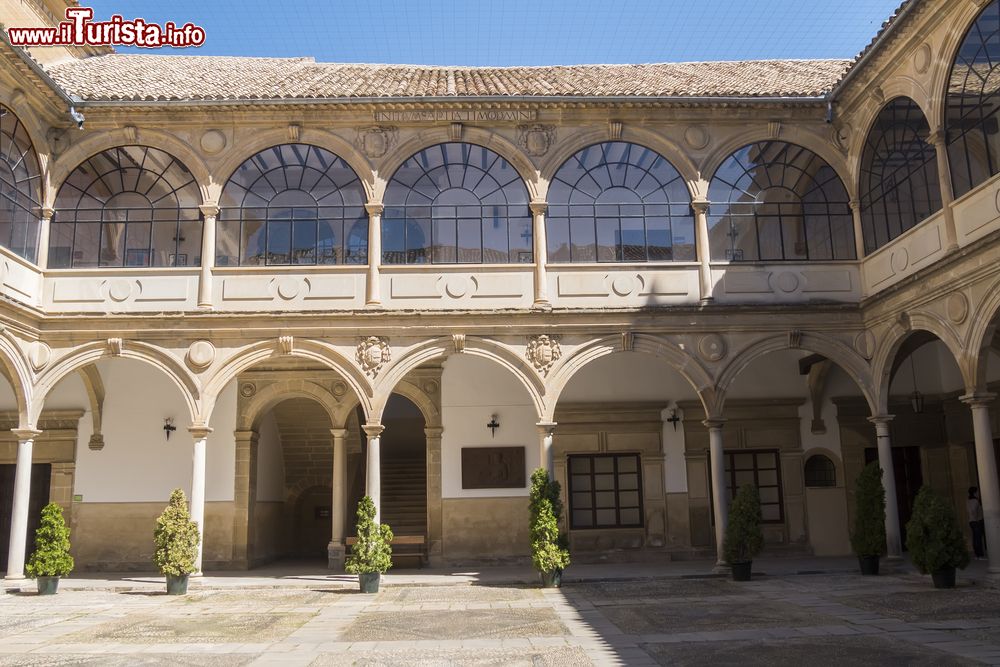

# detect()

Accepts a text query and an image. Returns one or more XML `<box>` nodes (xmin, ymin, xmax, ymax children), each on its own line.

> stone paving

<box><xmin>0</xmin><ymin>569</ymin><xmax>998</xmax><ymax>665</ymax></box>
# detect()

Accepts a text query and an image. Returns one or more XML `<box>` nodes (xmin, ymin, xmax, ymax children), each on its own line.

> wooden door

<box><xmin>0</xmin><ymin>464</ymin><xmax>52</xmax><ymax>571</ymax></box>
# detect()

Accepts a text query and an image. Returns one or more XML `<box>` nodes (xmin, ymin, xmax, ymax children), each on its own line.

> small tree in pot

<box><xmin>153</xmin><ymin>488</ymin><xmax>200</xmax><ymax>595</ymax></box>
<box><xmin>723</xmin><ymin>484</ymin><xmax>764</xmax><ymax>581</ymax></box>
<box><xmin>851</xmin><ymin>461</ymin><xmax>886</xmax><ymax>575</ymax></box>
<box><xmin>529</xmin><ymin>468</ymin><xmax>570</xmax><ymax>588</ymax></box>
<box><xmin>25</xmin><ymin>503</ymin><xmax>74</xmax><ymax>595</ymax></box>
<box><xmin>345</xmin><ymin>496</ymin><xmax>393</xmax><ymax>593</ymax></box>
<box><xmin>906</xmin><ymin>486</ymin><xmax>970</xmax><ymax>589</ymax></box>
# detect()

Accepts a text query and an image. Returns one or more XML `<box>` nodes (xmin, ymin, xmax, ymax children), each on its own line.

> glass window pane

<box><xmin>266</xmin><ymin>220</ymin><xmax>291</xmax><ymax>264</ymax></box>
<box><xmin>595</xmin><ymin>491</ymin><xmax>615</xmax><ymax>508</ymax></box>
<box><xmin>619</xmin><ymin>491</ymin><xmax>639</xmax><ymax>507</ymax></box>
<box><xmin>595</xmin><ymin>474</ymin><xmax>615</xmax><ymax>491</ymax></box>
<box><xmin>620</xmin><ymin>509</ymin><xmax>641</xmax><ymax>525</ymax></box>
<box><xmin>762</xmin><ymin>505</ymin><xmax>781</xmax><ymax>522</ymax></box>
<box><xmin>573</xmin><ymin>511</ymin><xmax>593</xmax><ymax>527</ymax></box>
<box><xmin>618</xmin><ymin>473</ymin><xmax>639</xmax><ymax>490</ymax></box>
<box><xmin>618</xmin><ymin>457</ymin><xmax>637</xmax><ymax>473</ymax></box>
<box><xmin>760</xmin><ymin>487</ymin><xmax>780</xmax><ymax>504</ymax></box>
<box><xmin>570</xmin><ymin>217</ymin><xmax>596</xmax><ymax>262</ymax></box>
<box><xmin>572</xmin><ymin>492</ymin><xmax>592</xmax><ymax>509</ymax></box>
<box><xmin>758</xmin><ymin>469</ymin><xmax>778</xmax><ymax>486</ymax></box>
<box><xmin>596</xmin><ymin>509</ymin><xmax>616</xmax><ymax>525</ymax></box>
<box><xmin>572</xmin><ymin>474</ymin><xmax>591</xmax><ymax>491</ymax></box>
<box><xmin>735</xmin><ymin>471</ymin><xmax>754</xmax><ymax>487</ymax></box>
<box><xmin>571</xmin><ymin>457</ymin><xmax>591</xmax><ymax>474</ymax></box>
<box><xmin>458</xmin><ymin>217</ymin><xmax>484</xmax><ymax>263</ymax></box>
<box><xmin>594</xmin><ymin>457</ymin><xmax>614</xmax><ymax>474</ymax></box>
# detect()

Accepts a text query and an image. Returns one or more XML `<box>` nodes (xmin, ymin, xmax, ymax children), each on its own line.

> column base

<box><xmin>712</xmin><ymin>561</ymin><xmax>730</xmax><ymax>575</ymax></box>
<box><xmin>364</xmin><ymin>301</ymin><xmax>383</xmax><ymax>310</ymax></box>
<box><xmin>699</xmin><ymin>297</ymin><xmax>715</xmax><ymax>306</ymax></box>
<box><xmin>531</xmin><ymin>300</ymin><xmax>553</xmax><ymax>312</ymax></box>
<box><xmin>328</xmin><ymin>542</ymin><xmax>346</xmax><ymax>570</ymax></box>
<box><xmin>885</xmin><ymin>554</ymin><xmax>903</xmax><ymax>562</ymax></box>
<box><xmin>190</xmin><ymin>571</ymin><xmax>204</xmax><ymax>578</ymax></box>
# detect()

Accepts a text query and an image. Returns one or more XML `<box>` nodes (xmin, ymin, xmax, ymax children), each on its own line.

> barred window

<box><xmin>708</xmin><ymin>141</ymin><xmax>855</xmax><ymax>262</ymax></box>
<box><xmin>218</xmin><ymin>144</ymin><xmax>367</xmax><ymax>267</ymax></box>
<box><xmin>0</xmin><ymin>105</ymin><xmax>41</xmax><ymax>263</ymax></box>
<box><xmin>547</xmin><ymin>142</ymin><xmax>695</xmax><ymax>263</ymax></box>
<box><xmin>568</xmin><ymin>454</ymin><xmax>644</xmax><ymax>529</ymax></box>
<box><xmin>711</xmin><ymin>449</ymin><xmax>785</xmax><ymax>524</ymax></box>
<box><xmin>804</xmin><ymin>454</ymin><xmax>837</xmax><ymax>488</ymax></box>
<box><xmin>50</xmin><ymin>146</ymin><xmax>202</xmax><ymax>268</ymax></box>
<box><xmin>382</xmin><ymin>143</ymin><xmax>531</xmax><ymax>264</ymax></box>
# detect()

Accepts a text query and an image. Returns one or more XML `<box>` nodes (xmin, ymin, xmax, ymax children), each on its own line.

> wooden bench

<box><xmin>346</xmin><ymin>534</ymin><xmax>427</xmax><ymax>568</ymax></box>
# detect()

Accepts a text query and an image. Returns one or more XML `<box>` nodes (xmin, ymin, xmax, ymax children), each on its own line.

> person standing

<box><xmin>968</xmin><ymin>486</ymin><xmax>986</xmax><ymax>560</ymax></box>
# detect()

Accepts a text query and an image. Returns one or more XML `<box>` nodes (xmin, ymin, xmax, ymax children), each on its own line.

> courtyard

<box><xmin>1</xmin><ymin>561</ymin><xmax>999</xmax><ymax>666</ymax></box>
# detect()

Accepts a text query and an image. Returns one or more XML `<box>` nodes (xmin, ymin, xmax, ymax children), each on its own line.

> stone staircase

<box><xmin>380</xmin><ymin>457</ymin><xmax>427</xmax><ymax>566</ymax></box>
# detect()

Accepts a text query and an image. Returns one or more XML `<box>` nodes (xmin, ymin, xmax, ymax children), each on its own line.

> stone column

<box><xmin>365</xmin><ymin>203</ymin><xmax>383</xmax><ymax>306</ymax></box>
<box><xmin>930</xmin><ymin>130</ymin><xmax>959</xmax><ymax>252</ymax></box>
<box><xmin>35</xmin><ymin>207</ymin><xmax>53</xmax><ymax>269</ymax></box>
<box><xmin>424</xmin><ymin>426</ymin><xmax>444</xmax><ymax>565</ymax></box>
<box><xmin>849</xmin><ymin>199</ymin><xmax>866</xmax><ymax>260</ymax></box>
<box><xmin>704</xmin><ymin>419</ymin><xmax>727</xmax><ymax>567</ymax></box>
<box><xmin>536</xmin><ymin>421</ymin><xmax>557</xmax><ymax>473</ymax></box>
<box><xmin>364</xmin><ymin>423</ymin><xmax>384</xmax><ymax>523</ymax></box>
<box><xmin>692</xmin><ymin>200</ymin><xmax>713</xmax><ymax>304</ymax></box>
<box><xmin>232</xmin><ymin>429</ymin><xmax>259</xmax><ymax>568</ymax></box>
<box><xmin>869</xmin><ymin>415</ymin><xmax>902</xmax><ymax>559</ymax></box>
<box><xmin>5</xmin><ymin>429</ymin><xmax>41</xmax><ymax>580</ymax></box>
<box><xmin>197</xmin><ymin>204</ymin><xmax>219</xmax><ymax>309</ymax></box>
<box><xmin>530</xmin><ymin>201</ymin><xmax>551</xmax><ymax>308</ymax></box>
<box><xmin>189</xmin><ymin>426</ymin><xmax>212</xmax><ymax>575</ymax></box>
<box><xmin>328</xmin><ymin>428</ymin><xmax>348</xmax><ymax>569</ymax></box>
<box><xmin>961</xmin><ymin>393</ymin><xmax>1000</xmax><ymax>574</ymax></box>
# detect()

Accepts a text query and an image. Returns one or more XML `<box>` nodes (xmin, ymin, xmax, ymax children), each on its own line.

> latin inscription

<box><xmin>461</xmin><ymin>446</ymin><xmax>526</xmax><ymax>489</ymax></box>
<box><xmin>374</xmin><ymin>109</ymin><xmax>537</xmax><ymax>123</ymax></box>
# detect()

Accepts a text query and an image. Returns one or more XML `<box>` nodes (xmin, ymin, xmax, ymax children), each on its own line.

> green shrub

<box><xmin>851</xmin><ymin>461</ymin><xmax>887</xmax><ymax>557</ymax></box>
<box><xmin>153</xmin><ymin>488</ymin><xmax>200</xmax><ymax>577</ymax></box>
<box><xmin>529</xmin><ymin>468</ymin><xmax>570</xmax><ymax>573</ymax></box>
<box><xmin>345</xmin><ymin>496</ymin><xmax>393</xmax><ymax>575</ymax></box>
<box><xmin>25</xmin><ymin>503</ymin><xmax>73</xmax><ymax>578</ymax></box>
<box><xmin>906</xmin><ymin>486</ymin><xmax>970</xmax><ymax>574</ymax></box>
<box><xmin>723</xmin><ymin>484</ymin><xmax>764</xmax><ymax>564</ymax></box>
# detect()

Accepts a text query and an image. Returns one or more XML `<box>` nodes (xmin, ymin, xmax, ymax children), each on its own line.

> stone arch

<box><xmin>31</xmin><ymin>341</ymin><xmax>200</xmax><ymax>426</ymax></box>
<box><xmin>47</xmin><ymin>128</ymin><xmax>213</xmax><ymax>208</ymax></box>
<box><xmin>373</xmin><ymin>128</ymin><xmax>539</xmax><ymax>202</ymax></box>
<box><xmin>210</xmin><ymin>129</ymin><xmax>376</xmax><ymax>204</ymax></box>
<box><xmin>715</xmin><ymin>331</ymin><xmax>876</xmax><ymax>416</ymax></box>
<box><xmin>238</xmin><ymin>379</ymin><xmax>345</xmax><ymax>431</ymax></box>
<box><xmin>200</xmin><ymin>339</ymin><xmax>373</xmax><ymax>425</ymax></box>
<box><xmin>702</xmin><ymin>132</ymin><xmax>855</xmax><ymax>202</ymax></box>
<box><xmin>370</xmin><ymin>336</ymin><xmax>545</xmax><ymax>423</ymax></box>
<box><xmin>933</xmin><ymin>0</ymin><xmax>992</xmax><ymax>132</ymax></box>
<box><xmin>544</xmin><ymin>333</ymin><xmax>715</xmax><ymax>421</ymax></box>
<box><xmin>285</xmin><ymin>476</ymin><xmax>334</xmax><ymax>505</ymax></box>
<box><xmin>539</xmin><ymin>127</ymin><xmax>700</xmax><ymax>201</ymax></box>
<box><xmin>968</xmin><ymin>276</ymin><xmax>1000</xmax><ymax>391</ymax></box>
<box><xmin>0</xmin><ymin>89</ymin><xmax>51</xmax><ymax>205</ymax></box>
<box><xmin>870</xmin><ymin>311</ymin><xmax>968</xmax><ymax>414</ymax></box>
<box><xmin>848</xmin><ymin>91</ymin><xmax>936</xmax><ymax>178</ymax></box>
<box><xmin>0</xmin><ymin>332</ymin><xmax>33</xmax><ymax>429</ymax></box>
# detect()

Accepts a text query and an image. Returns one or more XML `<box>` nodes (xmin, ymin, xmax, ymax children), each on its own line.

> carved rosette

<box><xmin>357</xmin><ymin>336</ymin><xmax>391</xmax><ymax>377</ymax></box>
<box><xmin>516</xmin><ymin>124</ymin><xmax>555</xmax><ymax>156</ymax></box>
<box><xmin>526</xmin><ymin>335</ymin><xmax>562</xmax><ymax>375</ymax></box>
<box><xmin>698</xmin><ymin>334</ymin><xmax>727</xmax><ymax>362</ymax></box>
<box><xmin>355</xmin><ymin>126</ymin><xmax>397</xmax><ymax>158</ymax></box>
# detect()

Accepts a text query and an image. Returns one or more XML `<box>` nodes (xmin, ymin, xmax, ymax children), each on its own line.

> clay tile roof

<box><xmin>42</xmin><ymin>54</ymin><xmax>852</xmax><ymax>102</ymax></box>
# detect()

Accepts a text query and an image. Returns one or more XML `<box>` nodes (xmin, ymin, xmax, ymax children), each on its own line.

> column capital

<box><xmin>234</xmin><ymin>429</ymin><xmax>259</xmax><ymax>443</ymax></box>
<box><xmin>40</xmin><ymin>206</ymin><xmax>55</xmax><ymax>220</ymax></box>
<box><xmin>363</xmin><ymin>422</ymin><xmax>385</xmax><ymax>437</ymax></box>
<box><xmin>536</xmin><ymin>420</ymin><xmax>557</xmax><ymax>435</ymax></box>
<box><xmin>10</xmin><ymin>428</ymin><xmax>41</xmax><ymax>441</ymax></box>
<box><xmin>960</xmin><ymin>392</ymin><xmax>997</xmax><ymax>408</ymax></box>
<box><xmin>928</xmin><ymin>127</ymin><xmax>947</xmax><ymax>148</ymax></box>
<box><xmin>702</xmin><ymin>418</ymin><xmax>725</xmax><ymax>429</ymax></box>
<box><xmin>690</xmin><ymin>199</ymin><xmax>710</xmax><ymax>214</ymax></box>
<box><xmin>188</xmin><ymin>425</ymin><xmax>213</xmax><ymax>439</ymax></box>
<box><xmin>529</xmin><ymin>200</ymin><xmax>548</xmax><ymax>215</ymax></box>
<box><xmin>330</xmin><ymin>428</ymin><xmax>348</xmax><ymax>439</ymax></box>
<box><xmin>365</xmin><ymin>202</ymin><xmax>384</xmax><ymax>215</ymax></box>
<box><xmin>849</xmin><ymin>199</ymin><xmax>861</xmax><ymax>212</ymax></box>
<box><xmin>199</xmin><ymin>203</ymin><xmax>220</xmax><ymax>218</ymax></box>
<box><xmin>867</xmin><ymin>414</ymin><xmax>895</xmax><ymax>426</ymax></box>
<box><xmin>424</xmin><ymin>426</ymin><xmax>444</xmax><ymax>438</ymax></box>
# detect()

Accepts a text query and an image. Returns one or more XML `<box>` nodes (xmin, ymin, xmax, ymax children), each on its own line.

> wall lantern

<box><xmin>486</xmin><ymin>414</ymin><xmax>500</xmax><ymax>438</ymax></box>
<box><xmin>909</xmin><ymin>356</ymin><xmax>924</xmax><ymax>414</ymax></box>
<box><xmin>666</xmin><ymin>409</ymin><xmax>681</xmax><ymax>431</ymax></box>
<box><xmin>163</xmin><ymin>417</ymin><xmax>177</xmax><ymax>440</ymax></box>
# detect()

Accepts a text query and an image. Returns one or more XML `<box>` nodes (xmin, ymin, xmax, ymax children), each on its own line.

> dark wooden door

<box><xmin>0</xmin><ymin>464</ymin><xmax>52</xmax><ymax>571</ymax></box>
<box><xmin>864</xmin><ymin>446</ymin><xmax>923</xmax><ymax>547</ymax></box>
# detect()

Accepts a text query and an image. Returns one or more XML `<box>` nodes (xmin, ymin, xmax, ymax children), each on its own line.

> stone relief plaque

<box><xmin>461</xmin><ymin>446</ymin><xmax>526</xmax><ymax>489</ymax></box>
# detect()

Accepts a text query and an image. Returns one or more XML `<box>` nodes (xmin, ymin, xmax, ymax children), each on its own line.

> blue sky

<box><xmin>86</xmin><ymin>0</ymin><xmax>904</xmax><ymax>66</ymax></box>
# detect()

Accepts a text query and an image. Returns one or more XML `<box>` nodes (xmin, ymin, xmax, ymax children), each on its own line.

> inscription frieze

<box><xmin>373</xmin><ymin>109</ymin><xmax>537</xmax><ymax>123</ymax></box>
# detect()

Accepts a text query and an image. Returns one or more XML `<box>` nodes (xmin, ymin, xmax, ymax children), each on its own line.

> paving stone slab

<box><xmin>310</xmin><ymin>646</ymin><xmax>592</xmax><ymax>666</ymax></box>
<box><xmin>59</xmin><ymin>612</ymin><xmax>314</xmax><ymax>644</ymax></box>
<box><xmin>839</xmin><ymin>588</ymin><xmax>1000</xmax><ymax>622</ymax></box>
<box><xmin>0</xmin><ymin>655</ymin><xmax>257</xmax><ymax>666</ymax></box>
<box><xmin>339</xmin><ymin>608</ymin><xmax>567</xmax><ymax>641</ymax></box>
<box><xmin>598</xmin><ymin>598</ymin><xmax>841</xmax><ymax>634</ymax></box>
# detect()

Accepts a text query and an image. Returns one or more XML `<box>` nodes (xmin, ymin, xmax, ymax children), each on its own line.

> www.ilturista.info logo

<box><xmin>6</xmin><ymin>7</ymin><xmax>206</xmax><ymax>48</ymax></box>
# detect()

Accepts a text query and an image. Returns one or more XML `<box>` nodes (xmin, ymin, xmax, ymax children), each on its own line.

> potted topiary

<box><xmin>153</xmin><ymin>488</ymin><xmax>200</xmax><ymax>595</ymax></box>
<box><xmin>906</xmin><ymin>486</ymin><xmax>970</xmax><ymax>589</ymax></box>
<box><xmin>850</xmin><ymin>461</ymin><xmax>886</xmax><ymax>576</ymax></box>
<box><xmin>723</xmin><ymin>484</ymin><xmax>764</xmax><ymax>581</ymax></box>
<box><xmin>345</xmin><ymin>496</ymin><xmax>393</xmax><ymax>593</ymax></box>
<box><xmin>529</xmin><ymin>468</ymin><xmax>570</xmax><ymax>588</ymax></box>
<box><xmin>25</xmin><ymin>502</ymin><xmax>74</xmax><ymax>595</ymax></box>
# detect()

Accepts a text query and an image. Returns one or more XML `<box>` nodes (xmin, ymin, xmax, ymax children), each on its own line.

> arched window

<box><xmin>51</xmin><ymin>146</ymin><xmax>201</xmax><ymax>268</ymax></box>
<box><xmin>946</xmin><ymin>0</ymin><xmax>1000</xmax><ymax>198</ymax></box>
<box><xmin>383</xmin><ymin>143</ymin><xmax>530</xmax><ymax>264</ymax></box>
<box><xmin>708</xmin><ymin>141</ymin><xmax>855</xmax><ymax>261</ymax></box>
<box><xmin>804</xmin><ymin>454</ymin><xmax>837</xmax><ymax>488</ymax></box>
<box><xmin>218</xmin><ymin>144</ymin><xmax>366</xmax><ymax>266</ymax></box>
<box><xmin>547</xmin><ymin>142</ymin><xmax>694</xmax><ymax>262</ymax></box>
<box><xmin>859</xmin><ymin>97</ymin><xmax>942</xmax><ymax>254</ymax></box>
<box><xmin>0</xmin><ymin>105</ymin><xmax>42</xmax><ymax>263</ymax></box>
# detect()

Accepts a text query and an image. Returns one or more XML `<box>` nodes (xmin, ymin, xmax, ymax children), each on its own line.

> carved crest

<box><xmin>357</xmin><ymin>336</ymin><xmax>391</xmax><ymax>377</ymax></box>
<box><xmin>527</xmin><ymin>335</ymin><xmax>562</xmax><ymax>375</ymax></box>
<box><xmin>355</xmin><ymin>126</ymin><xmax>397</xmax><ymax>158</ymax></box>
<box><xmin>516</xmin><ymin>124</ymin><xmax>556</xmax><ymax>156</ymax></box>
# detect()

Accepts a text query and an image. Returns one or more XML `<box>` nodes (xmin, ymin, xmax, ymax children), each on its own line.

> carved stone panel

<box><xmin>461</xmin><ymin>447</ymin><xmax>526</xmax><ymax>489</ymax></box>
